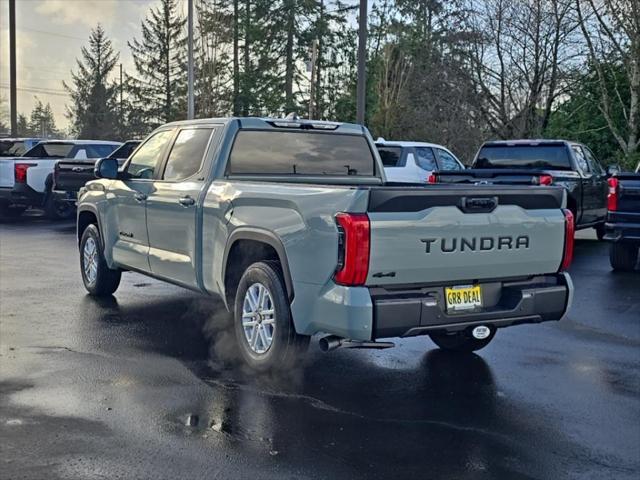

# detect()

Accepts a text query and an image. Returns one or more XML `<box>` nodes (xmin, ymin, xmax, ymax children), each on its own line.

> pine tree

<box><xmin>28</xmin><ymin>100</ymin><xmax>60</xmax><ymax>138</ymax></box>
<box><xmin>16</xmin><ymin>114</ymin><xmax>30</xmax><ymax>136</ymax></box>
<box><xmin>127</xmin><ymin>0</ymin><xmax>187</xmax><ymax>127</ymax></box>
<box><xmin>64</xmin><ymin>25</ymin><xmax>120</xmax><ymax>139</ymax></box>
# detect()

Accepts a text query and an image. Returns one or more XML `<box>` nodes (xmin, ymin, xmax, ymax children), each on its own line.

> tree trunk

<box><xmin>284</xmin><ymin>2</ymin><xmax>295</xmax><ymax>113</ymax></box>
<box><xmin>233</xmin><ymin>0</ymin><xmax>240</xmax><ymax>115</ymax></box>
<box><xmin>242</xmin><ymin>0</ymin><xmax>250</xmax><ymax>116</ymax></box>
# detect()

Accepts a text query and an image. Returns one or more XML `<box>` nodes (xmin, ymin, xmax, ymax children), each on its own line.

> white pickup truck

<box><xmin>0</xmin><ymin>140</ymin><xmax>121</xmax><ymax>219</ymax></box>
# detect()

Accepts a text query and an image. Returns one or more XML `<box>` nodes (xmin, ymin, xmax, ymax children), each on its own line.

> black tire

<box><xmin>44</xmin><ymin>193</ymin><xmax>74</xmax><ymax>220</ymax></box>
<box><xmin>0</xmin><ymin>205</ymin><xmax>26</xmax><ymax>218</ymax></box>
<box><xmin>429</xmin><ymin>328</ymin><xmax>496</xmax><ymax>352</ymax></box>
<box><xmin>80</xmin><ymin>224</ymin><xmax>121</xmax><ymax>296</ymax></box>
<box><xmin>233</xmin><ymin>261</ymin><xmax>309</xmax><ymax>371</ymax></box>
<box><xmin>609</xmin><ymin>242</ymin><xmax>639</xmax><ymax>272</ymax></box>
<box><xmin>595</xmin><ymin>223</ymin><xmax>606</xmax><ymax>241</ymax></box>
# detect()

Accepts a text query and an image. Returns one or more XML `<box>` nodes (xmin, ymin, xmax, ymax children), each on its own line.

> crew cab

<box><xmin>0</xmin><ymin>140</ymin><xmax>121</xmax><ymax>219</ymax></box>
<box><xmin>76</xmin><ymin>118</ymin><xmax>574</xmax><ymax>370</ymax></box>
<box><xmin>434</xmin><ymin>140</ymin><xmax>608</xmax><ymax>237</ymax></box>
<box><xmin>53</xmin><ymin>140</ymin><xmax>141</xmax><ymax>205</ymax></box>
<box><xmin>605</xmin><ymin>162</ymin><xmax>640</xmax><ymax>271</ymax></box>
<box><xmin>376</xmin><ymin>139</ymin><xmax>464</xmax><ymax>184</ymax></box>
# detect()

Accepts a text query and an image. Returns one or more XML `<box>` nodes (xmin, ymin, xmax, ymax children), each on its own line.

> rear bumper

<box><xmin>370</xmin><ymin>273</ymin><xmax>572</xmax><ymax>339</ymax></box>
<box><xmin>605</xmin><ymin>213</ymin><xmax>640</xmax><ymax>243</ymax></box>
<box><xmin>0</xmin><ymin>184</ymin><xmax>43</xmax><ymax>208</ymax></box>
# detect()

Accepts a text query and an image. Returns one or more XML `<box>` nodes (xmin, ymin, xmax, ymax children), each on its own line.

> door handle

<box><xmin>134</xmin><ymin>193</ymin><xmax>147</xmax><ymax>202</ymax></box>
<box><xmin>179</xmin><ymin>195</ymin><xmax>195</xmax><ymax>207</ymax></box>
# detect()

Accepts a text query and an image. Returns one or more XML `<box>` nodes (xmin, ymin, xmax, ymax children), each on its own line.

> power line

<box><xmin>17</xmin><ymin>26</ymin><xmax>86</xmax><ymax>41</ymax></box>
<box><xmin>0</xmin><ymin>84</ymin><xmax>70</xmax><ymax>97</ymax></box>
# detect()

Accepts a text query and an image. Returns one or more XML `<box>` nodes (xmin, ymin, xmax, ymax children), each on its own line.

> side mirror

<box><xmin>606</xmin><ymin>164</ymin><xmax>621</xmax><ymax>176</ymax></box>
<box><xmin>94</xmin><ymin>158</ymin><xmax>119</xmax><ymax>179</ymax></box>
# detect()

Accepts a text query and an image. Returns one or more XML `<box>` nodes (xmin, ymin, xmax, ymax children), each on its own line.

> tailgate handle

<box><xmin>460</xmin><ymin>196</ymin><xmax>498</xmax><ymax>213</ymax></box>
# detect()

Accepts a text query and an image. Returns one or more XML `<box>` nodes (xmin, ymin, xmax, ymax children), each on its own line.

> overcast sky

<box><xmin>0</xmin><ymin>0</ymin><xmax>165</xmax><ymax>131</ymax></box>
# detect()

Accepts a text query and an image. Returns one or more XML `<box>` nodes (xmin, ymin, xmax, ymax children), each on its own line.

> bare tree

<box><xmin>576</xmin><ymin>0</ymin><xmax>640</xmax><ymax>155</ymax></box>
<box><xmin>467</xmin><ymin>0</ymin><xmax>578</xmax><ymax>139</ymax></box>
<box><xmin>372</xmin><ymin>44</ymin><xmax>412</xmax><ymax>138</ymax></box>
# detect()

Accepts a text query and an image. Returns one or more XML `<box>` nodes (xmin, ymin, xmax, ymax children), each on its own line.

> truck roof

<box><xmin>163</xmin><ymin>117</ymin><xmax>366</xmax><ymax>134</ymax></box>
<box><xmin>37</xmin><ymin>139</ymin><xmax>122</xmax><ymax>145</ymax></box>
<box><xmin>481</xmin><ymin>139</ymin><xmax>579</xmax><ymax>147</ymax></box>
<box><xmin>375</xmin><ymin>139</ymin><xmax>450</xmax><ymax>149</ymax></box>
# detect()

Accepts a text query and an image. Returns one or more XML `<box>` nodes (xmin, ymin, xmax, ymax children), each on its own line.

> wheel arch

<box><xmin>77</xmin><ymin>205</ymin><xmax>103</xmax><ymax>246</ymax></box>
<box><xmin>222</xmin><ymin>228</ymin><xmax>294</xmax><ymax>310</ymax></box>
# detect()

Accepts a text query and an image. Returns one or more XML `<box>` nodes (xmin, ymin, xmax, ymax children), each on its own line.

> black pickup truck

<box><xmin>53</xmin><ymin>140</ymin><xmax>141</xmax><ymax>203</ymax></box>
<box><xmin>435</xmin><ymin>140</ymin><xmax>609</xmax><ymax>236</ymax></box>
<box><xmin>605</xmin><ymin>162</ymin><xmax>640</xmax><ymax>271</ymax></box>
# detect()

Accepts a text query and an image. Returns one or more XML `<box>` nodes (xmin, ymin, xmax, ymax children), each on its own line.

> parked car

<box><xmin>0</xmin><ymin>140</ymin><xmax>121</xmax><ymax>219</ymax></box>
<box><xmin>53</xmin><ymin>140</ymin><xmax>141</xmax><ymax>205</ymax></box>
<box><xmin>376</xmin><ymin>139</ymin><xmax>465</xmax><ymax>184</ymax></box>
<box><xmin>434</xmin><ymin>140</ymin><xmax>609</xmax><ymax>237</ymax></box>
<box><xmin>76</xmin><ymin>117</ymin><xmax>574</xmax><ymax>371</ymax></box>
<box><xmin>0</xmin><ymin>138</ymin><xmax>42</xmax><ymax>158</ymax></box>
<box><xmin>604</xmin><ymin>161</ymin><xmax>640</xmax><ymax>271</ymax></box>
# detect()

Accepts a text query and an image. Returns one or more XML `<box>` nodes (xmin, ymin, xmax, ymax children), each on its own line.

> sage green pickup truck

<box><xmin>76</xmin><ymin>117</ymin><xmax>574</xmax><ymax>370</ymax></box>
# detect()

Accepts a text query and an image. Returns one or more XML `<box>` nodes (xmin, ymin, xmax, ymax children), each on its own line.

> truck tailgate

<box><xmin>366</xmin><ymin>186</ymin><xmax>566</xmax><ymax>285</ymax></box>
<box><xmin>617</xmin><ymin>174</ymin><xmax>640</xmax><ymax>213</ymax></box>
<box><xmin>54</xmin><ymin>160</ymin><xmax>96</xmax><ymax>192</ymax></box>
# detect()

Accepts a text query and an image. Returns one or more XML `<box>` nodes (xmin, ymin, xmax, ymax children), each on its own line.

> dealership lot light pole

<box><xmin>356</xmin><ymin>0</ymin><xmax>367</xmax><ymax>125</ymax></box>
<box><xmin>187</xmin><ymin>0</ymin><xmax>194</xmax><ymax>120</ymax></box>
<box><xmin>9</xmin><ymin>0</ymin><xmax>17</xmax><ymax>135</ymax></box>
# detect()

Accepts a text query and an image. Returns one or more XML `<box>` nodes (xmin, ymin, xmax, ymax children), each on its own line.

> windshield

<box><xmin>23</xmin><ymin>143</ymin><xmax>75</xmax><ymax>158</ymax></box>
<box><xmin>0</xmin><ymin>140</ymin><xmax>27</xmax><ymax>157</ymax></box>
<box><xmin>474</xmin><ymin>145</ymin><xmax>571</xmax><ymax>170</ymax></box>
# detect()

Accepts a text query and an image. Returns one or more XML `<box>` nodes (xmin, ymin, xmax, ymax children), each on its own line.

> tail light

<box><xmin>538</xmin><ymin>174</ymin><xmax>553</xmax><ymax>185</ymax></box>
<box><xmin>560</xmin><ymin>209</ymin><xmax>574</xmax><ymax>271</ymax></box>
<box><xmin>334</xmin><ymin>213</ymin><xmax>370</xmax><ymax>286</ymax></box>
<box><xmin>15</xmin><ymin>163</ymin><xmax>35</xmax><ymax>183</ymax></box>
<box><xmin>427</xmin><ymin>174</ymin><xmax>437</xmax><ymax>184</ymax></box>
<box><xmin>607</xmin><ymin>177</ymin><xmax>619</xmax><ymax>211</ymax></box>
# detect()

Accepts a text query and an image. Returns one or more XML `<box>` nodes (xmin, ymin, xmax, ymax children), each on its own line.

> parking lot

<box><xmin>1</xmin><ymin>213</ymin><xmax>639</xmax><ymax>480</ymax></box>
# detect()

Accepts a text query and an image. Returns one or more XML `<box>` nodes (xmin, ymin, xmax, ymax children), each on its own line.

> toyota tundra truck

<box><xmin>76</xmin><ymin>118</ymin><xmax>574</xmax><ymax>370</ymax></box>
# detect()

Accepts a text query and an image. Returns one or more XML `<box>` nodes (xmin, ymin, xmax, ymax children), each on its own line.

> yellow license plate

<box><xmin>445</xmin><ymin>285</ymin><xmax>482</xmax><ymax>311</ymax></box>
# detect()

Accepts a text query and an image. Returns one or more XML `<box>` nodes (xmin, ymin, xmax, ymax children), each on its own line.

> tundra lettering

<box><xmin>421</xmin><ymin>235</ymin><xmax>530</xmax><ymax>253</ymax></box>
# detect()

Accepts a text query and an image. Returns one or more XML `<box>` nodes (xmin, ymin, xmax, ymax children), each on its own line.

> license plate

<box><xmin>445</xmin><ymin>285</ymin><xmax>482</xmax><ymax>311</ymax></box>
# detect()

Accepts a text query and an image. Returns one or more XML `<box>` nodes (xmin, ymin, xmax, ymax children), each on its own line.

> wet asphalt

<box><xmin>1</xmin><ymin>213</ymin><xmax>639</xmax><ymax>480</ymax></box>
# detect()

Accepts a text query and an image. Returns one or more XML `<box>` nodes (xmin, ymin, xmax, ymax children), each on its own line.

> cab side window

<box><xmin>162</xmin><ymin>128</ymin><xmax>213</xmax><ymax>181</ymax></box>
<box><xmin>415</xmin><ymin>147</ymin><xmax>437</xmax><ymax>171</ymax></box>
<box><xmin>583</xmin><ymin>147</ymin><xmax>604</xmax><ymax>175</ymax></box>
<box><xmin>572</xmin><ymin>146</ymin><xmax>590</xmax><ymax>173</ymax></box>
<box><xmin>435</xmin><ymin>149</ymin><xmax>463</xmax><ymax>170</ymax></box>
<box><xmin>127</xmin><ymin>130</ymin><xmax>174</xmax><ymax>179</ymax></box>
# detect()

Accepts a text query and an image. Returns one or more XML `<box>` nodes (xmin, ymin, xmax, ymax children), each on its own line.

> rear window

<box><xmin>24</xmin><ymin>143</ymin><xmax>74</xmax><ymax>158</ymax></box>
<box><xmin>0</xmin><ymin>140</ymin><xmax>26</xmax><ymax>157</ymax></box>
<box><xmin>377</xmin><ymin>146</ymin><xmax>403</xmax><ymax>167</ymax></box>
<box><xmin>228</xmin><ymin>131</ymin><xmax>375</xmax><ymax>176</ymax></box>
<box><xmin>474</xmin><ymin>145</ymin><xmax>571</xmax><ymax>170</ymax></box>
<box><xmin>109</xmin><ymin>141</ymin><xmax>140</xmax><ymax>159</ymax></box>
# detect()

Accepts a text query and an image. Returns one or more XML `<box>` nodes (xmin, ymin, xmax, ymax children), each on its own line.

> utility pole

<box><xmin>9</xmin><ymin>0</ymin><xmax>17</xmax><ymax>135</ymax></box>
<box><xmin>119</xmin><ymin>63</ymin><xmax>123</xmax><ymax>135</ymax></box>
<box><xmin>187</xmin><ymin>0</ymin><xmax>195</xmax><ymax>120</ymax></box>
<box><xmin>309</xmin><ymin>39</ymin><xmax>317</xmax><ymax>120</ymax></box>
<box><xmin>355</xmin><ymin>0</ymin><xmax>367</xmax><ymax>125</ymax></box>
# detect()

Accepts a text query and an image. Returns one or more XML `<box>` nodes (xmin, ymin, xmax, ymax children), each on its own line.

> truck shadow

<box><xmin>76</xmin><ymin>292</ymin><xmax>583</xmax><ymax>479</ymax></box>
